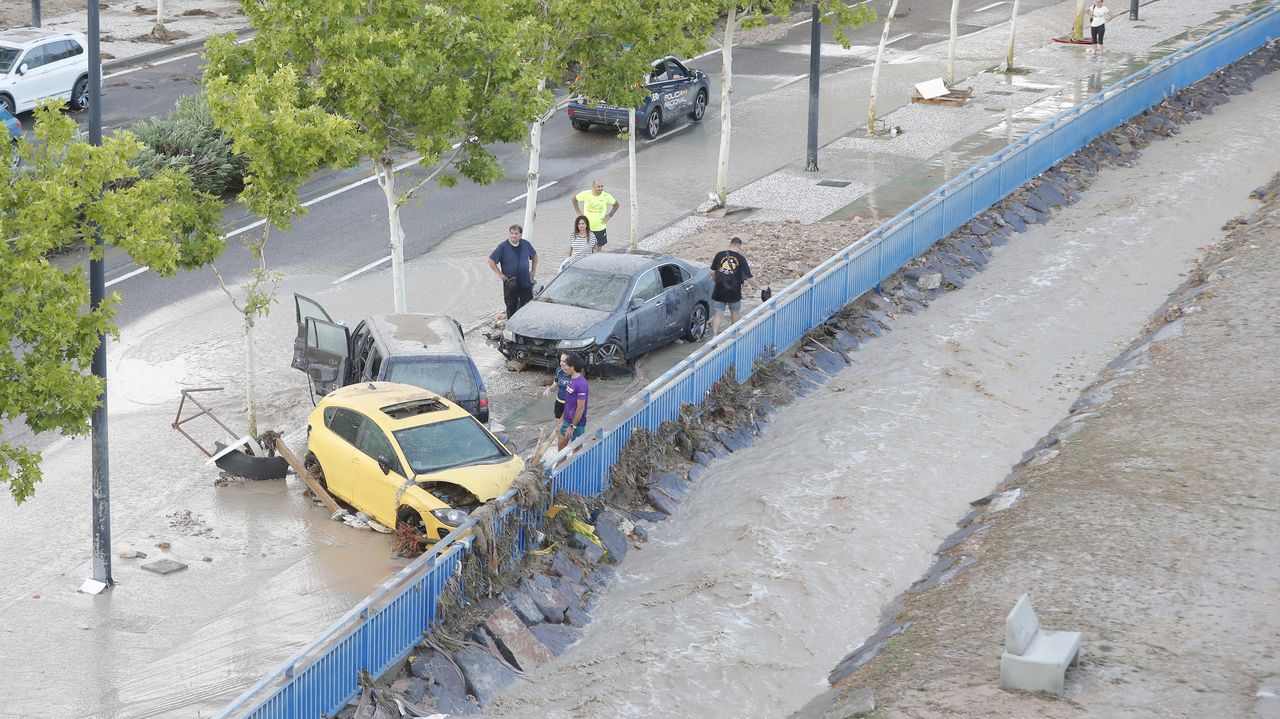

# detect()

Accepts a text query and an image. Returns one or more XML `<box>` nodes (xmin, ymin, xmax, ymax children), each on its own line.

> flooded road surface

<box><xmin>485</xmin><ymin>74</ymin><xmax>1280</xmax><ymax>718</ymax></box>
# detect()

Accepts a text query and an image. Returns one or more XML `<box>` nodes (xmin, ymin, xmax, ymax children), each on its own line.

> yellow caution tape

<box><xmin>568</xmin><ymin>519</ymin><xmax>604</xmax><ymax>549</ymax></box>
<box><xmin>544</xmin><ymin>505</ymin><xmax>604</xmax><ymax>549</ymax></box>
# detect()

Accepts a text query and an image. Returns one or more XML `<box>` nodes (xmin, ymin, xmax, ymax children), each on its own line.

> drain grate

<box><xmin>90</xmin><ymin>611</ymin><xmax>161</xmax><ymax>634</ymax></box>
<box><xmin>816</xmin><ymin>179</ymin><xmax>852</xmax><ymax>188</ymax></box>
<box><xmin>1018</xmin><ymin>86</ymin><xmax>1045</xmax><ymax>93</ymax></box>
<box><xmin>987</xmin><ymin>90</ymin><xmax>1014</xmax><ymax>95</ymax></box>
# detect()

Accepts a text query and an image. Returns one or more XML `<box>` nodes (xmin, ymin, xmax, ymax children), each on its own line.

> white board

<box><xmin>914</xmin><ymin>78</ymin><xmax>950</xmax><ymax>100</ymax></box>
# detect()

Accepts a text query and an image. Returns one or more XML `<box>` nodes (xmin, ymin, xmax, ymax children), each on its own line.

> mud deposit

<box><xmin>481</xmin><ymin>63</ymin><xmax>1280</xmax><ymax>719</ymax></box>
<box><xmin>799</xmin><ymin>176</ymin><xmax>1280</xmax><ymax>719</ymax></box>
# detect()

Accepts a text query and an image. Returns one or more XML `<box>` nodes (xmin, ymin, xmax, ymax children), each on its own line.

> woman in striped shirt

<box><xmin>563</xmin><ymin>214</ymin><xmax>597</xmax><ymax>270</ymax></box>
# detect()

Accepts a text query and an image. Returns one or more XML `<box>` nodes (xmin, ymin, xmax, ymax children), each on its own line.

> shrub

<box><xmin>130</xmin><ymin>91</ymin><xmax>246</xmax><ymax>197</ymax></box>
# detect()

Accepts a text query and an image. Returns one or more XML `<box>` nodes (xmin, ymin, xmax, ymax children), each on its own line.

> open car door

<box><xmin>303</xmin><ymin>317</ymin><xmax>351</xmax><ymax>396</ymax></box>
<box><xmin>292</xmin><ymin>293</ymin><xmax>333</xmax><ymax>370</ymax></box>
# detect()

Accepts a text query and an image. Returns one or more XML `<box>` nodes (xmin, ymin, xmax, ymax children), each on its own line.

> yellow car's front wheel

<box><xmin>303</xmin><ymin>452</ymin><xmax>328</xmax><ymax>491</ymax></box>
<box><xmin>394</xmin><ymin>506</ymin><xmax>429</xmax><ymax>556</ymax></box>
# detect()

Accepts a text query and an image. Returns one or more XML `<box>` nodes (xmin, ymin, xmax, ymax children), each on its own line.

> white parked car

<box><xmin>0</xmin><ymin>28</ymin><xmax>90</xmax><ymax>115</ymax></box>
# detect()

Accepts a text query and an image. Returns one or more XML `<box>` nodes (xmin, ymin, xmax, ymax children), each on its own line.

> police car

<box><xmin>567</xmin><ymin>56</ymin><xmax>710</xmax><ymax>141</ymax></box>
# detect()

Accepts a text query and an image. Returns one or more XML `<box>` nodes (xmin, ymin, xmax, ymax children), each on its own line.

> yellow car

<box><xmin>304</xmin><ymin>382</ymin><xmax>524</xmax><ymax>542</ymax></box>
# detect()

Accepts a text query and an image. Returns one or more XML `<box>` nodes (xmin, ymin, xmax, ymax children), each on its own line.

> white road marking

<box><xmin>506</xmin><ymin>180</ymin><xmax>558</xmax><ymax>204</ymax></box>
<box><xmin>700</xmin><ymin>0</ymin><xmax>872</xmax><ymax>59</ymax></box>
<box><xmin>334</xmin><ymin>255</ymin><xmax>392</xmax><ymax>285</ymax></box>
<box><xmin>152</xmin><ymin>51</ymin><xmax>198</xmax><ymax>67</ymax></box>
<box><xmin>103</xmin><ymin>51</ymin><xmax>197</xmax><ymax>80</ymax></box>
<box><xmin>792</xmin><ymin>0</ymin><xmax>875</xmax><ymax>27</ymax></box>
<box><xmin>109</xmin><ymin>145</ymin><xmax>458</xmax><ymax>287</ymax></box>
<box><xmin>975</xmin><ymin>1</ymin><xmax>1008</xmax><ymax>10</ymax></box>
<box><xmin>646</xmin><ymin>123</ymin><xmax>696</xmax><ymax>143</ymax></box>
<box><xmin>103</xmin><ymin>66</ymin><xmax>145</xmax><ymax>80</ymax></box>
<box><xmin>886</xmin><ymin>33</ymin><xmax>913</xmax><ymax>46</ymax></box>
<box><xmin>105</xmin><ymin>265</ymin><xmax>151</xmax><ymax>288</ymax></box>
<box><xmin>771</xmin><ymin>73</ymin><xmax>809</xmax><ymax>90</ymax></box>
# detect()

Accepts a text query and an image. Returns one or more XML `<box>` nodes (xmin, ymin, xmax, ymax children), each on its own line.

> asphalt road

<box><xmin>23</xmin><ymin>0</ymin><xmax>1074</xmax><ymax>331</ymax></box>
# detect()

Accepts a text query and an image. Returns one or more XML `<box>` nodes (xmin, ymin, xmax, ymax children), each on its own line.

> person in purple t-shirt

<box><xmin>558</xmin><ymin>353</ymin><xmax>589</xmax><ymax>451</ymax></box>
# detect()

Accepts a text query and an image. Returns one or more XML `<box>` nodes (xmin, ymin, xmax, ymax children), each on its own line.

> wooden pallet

<box><xmin>910</xmin><ymin>86</ymin><xmax>974</xmax><ymax>107</ymax></box>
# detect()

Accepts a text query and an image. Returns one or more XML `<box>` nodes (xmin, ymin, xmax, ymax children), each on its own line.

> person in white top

<box><xmin>1089</xmin><ymin>0</ymin><xmax>1116</xmax><ymax>54</ymax></box>
<box><xmin>561</xmin><ymin>215</ymin><xmax>597</xmax><ymax>271</ymax></box>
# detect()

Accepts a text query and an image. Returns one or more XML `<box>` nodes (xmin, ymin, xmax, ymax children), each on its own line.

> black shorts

<box><xmin>1090</xmin><ymin>24</ymin><xmax>1105</xmax><ymax>44</ymax></box>
<box><xmin>554</xmin><ymin>398</ymin><xmax>565</xmax><ymax>419</ymax></box>
<box><xmin>594</xmin><ymin>228</ymin><xmax>608</xmax><ymax>247</ymax></box>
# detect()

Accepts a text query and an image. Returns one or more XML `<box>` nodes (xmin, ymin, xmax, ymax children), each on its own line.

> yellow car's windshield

<box><xmin>394</xmin><ymin>417</ymin><xmax>508</xmax><ymax>475</ymax></box>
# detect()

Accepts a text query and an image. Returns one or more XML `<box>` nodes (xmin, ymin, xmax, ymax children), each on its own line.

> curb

<box><xmin>102</xmin><ymin>26</ymin><xmax>253</xmax><ymax>72</ymax></box>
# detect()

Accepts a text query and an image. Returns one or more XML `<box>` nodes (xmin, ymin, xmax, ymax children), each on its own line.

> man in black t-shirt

<box><xmin>709</xmin><ymin>237</ymin><xmax>767</xmax><ymax>337</ymax></box>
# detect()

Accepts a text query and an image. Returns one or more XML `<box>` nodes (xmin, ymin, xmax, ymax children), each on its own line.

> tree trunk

<box><xmin>157</xmin><ymin>0</ymin><xmax>163</xmax><ymax>25</ymax></box>
<box><xmin>1073</xmin><ymin>0</ymin><xmax>1086</xmax><ymax>39</ymax></box>
<box><xmin>947</xmin><ymin>0</ymin><xmax>959</xmax><ymax>85</ymax></box>
<box><xmin>376</xmin><ymin>160</ymin><xmax>408</xmax><ymax>313</ymax></box>
<box><xmin>521</xmin><ymin>78</ymin><xmax>548</xmax><ymax>240</ymax></box>
<box><xmin>628</xmin><ymin>107</ymin><xmax>638</xmax><ymax>251</ymax></box>
<box><xmin>714</xmin><ymin>10</ymin><xmax>737</xmax><ymax>207</ymax></box>
<box><xmin>244</xmin><ymin>313</ymin><xmax>258</xmax><ymax>439</ymax></box>
<box><xmin>1006</xmin><ymin>0</ymin><xmax>1021</xmax><ymax>72</ymax></box>
<box><xmin>868</xmin><ymin>0</ymin><xmax>901</xmax><ymax>136</ymax></box>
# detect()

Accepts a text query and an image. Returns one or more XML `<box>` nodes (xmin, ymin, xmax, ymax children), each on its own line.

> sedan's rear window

<box><xmin>386</xmin><ymin>359</ymin><xmax>478</xmax><ymax>401</ymax></box>
<box><xmin>540</xmin><ymin>268</ymin><xmax>630</xmax><ymax>312</ymax></box>
<box><xmin>393</xmin><ymin>417</ymin><xmax>508</xmax><ymax>475</ymax></box>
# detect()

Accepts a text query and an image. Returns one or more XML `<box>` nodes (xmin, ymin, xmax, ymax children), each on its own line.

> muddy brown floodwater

<box><xmin>483</xmin><ymin>72</ymin><xmax>1280</xmax><ymax>718</ymax></box>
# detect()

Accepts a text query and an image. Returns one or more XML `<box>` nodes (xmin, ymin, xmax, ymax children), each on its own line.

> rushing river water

<box><xmin>485</xmin><ymin>73</ymin><xmax>1280</xmax><ymax>718</ymax></box>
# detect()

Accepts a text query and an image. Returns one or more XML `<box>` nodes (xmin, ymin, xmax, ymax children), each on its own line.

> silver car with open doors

<box><xmin>291</xmin><ymin>294</ymin><xmax>490</xmax><ymax>423</ymax></box>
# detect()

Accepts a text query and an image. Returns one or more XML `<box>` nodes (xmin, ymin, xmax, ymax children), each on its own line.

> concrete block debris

<box><xmin>483</xmin><ymin>605</ymin><xmax>554</xmax><ymax>671</ymax></box>
<box><xmin>141</xmin><ymin>558</ymin><xmax>188</xmax><ymax>575</ymax></box>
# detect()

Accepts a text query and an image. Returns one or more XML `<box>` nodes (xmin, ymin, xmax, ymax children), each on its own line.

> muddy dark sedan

<box><xmin>500</xmin><ymin>251</ymin><xmax>712</xmax><ymax>370</ymax></box>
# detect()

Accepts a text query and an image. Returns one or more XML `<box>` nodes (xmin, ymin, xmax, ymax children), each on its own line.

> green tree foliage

<box><xmin>206</xmin><ymin>0</ymin><xmax>544</xmax><ymax>312</ymax></box>
<box><xmin>0</xmin><ymin>106</ymin><xmax>224</xmax><ymax>504</ymax></box>
<box><xmin>203</xmin><ymin>59</ymin><xmax>361</xmax><ymax>437</ymax></box>
<box><xmin>130</xmin><ymin>91</ymin><xmax>248</xmax><ymax>197</ymax></box>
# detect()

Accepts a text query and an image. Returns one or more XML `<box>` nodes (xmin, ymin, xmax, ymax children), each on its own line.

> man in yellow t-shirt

<box><xmin>571</xmin><ymin>178</ymin><xmax>620</xmax><ymax>251</ymax></box>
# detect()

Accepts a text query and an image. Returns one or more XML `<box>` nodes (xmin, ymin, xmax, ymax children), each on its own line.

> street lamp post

<box><xmin>1130</xmin><ymin>0</ymin><xmax>1139</xmax><ymax>20</ymax></box>
<box><xmin>87</xmin><ymin>0</ymin><xmax>113</xmax><ymax>592</ymax></box>
<box><xmin>805</xmin><ymin>4</ymin><xmax>821</xmax><ymax>172</ymax></box>
<box><xmin>32</xmin><ymin>0</ymin><xmax>42</xmax><ymax>27</ymax></box>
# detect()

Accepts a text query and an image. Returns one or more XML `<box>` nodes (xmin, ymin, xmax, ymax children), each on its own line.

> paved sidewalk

<box><xmin>799</xmin><ymin>176</ymin><xmax>1280</xmax><ymax>718</ymax></box>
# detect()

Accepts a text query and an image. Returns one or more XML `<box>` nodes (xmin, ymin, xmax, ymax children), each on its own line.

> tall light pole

<box><xmin>87</xmin><ymin>0</ymin><xmax>113</xmax><ymax>593</ymax></box>
<box><xmin>805</xmin><ymin>4</ymin><xmax>821</xmax><ymax>172</ymax></box>
<box><xmin>32</xmin><ymin>0</ymin><xmax>42</xmax><ymax>27</ymax></box>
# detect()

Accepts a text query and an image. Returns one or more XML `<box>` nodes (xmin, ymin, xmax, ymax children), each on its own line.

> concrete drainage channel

<box><xmin>338</xmin><ymin>38</ymin><xmax>1280</xmax><ymax>719</ymax></box>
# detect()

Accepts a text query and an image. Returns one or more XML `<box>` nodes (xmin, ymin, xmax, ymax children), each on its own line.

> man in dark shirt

<box><xmin>487</xmin><ymin>224</ymin><xmax>539</xmax><ymax>319</ymax></box>
<box><xmin>709</xmin><ymin>236</ymin><xmax>767</xmax><ymax>336</ymax></box>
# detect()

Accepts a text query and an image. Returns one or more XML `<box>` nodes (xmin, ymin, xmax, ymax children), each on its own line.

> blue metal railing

<box><xmin>216</xmin><ymin>6</ymin><xmax>1280</xmax><ymax>716</ymax></box>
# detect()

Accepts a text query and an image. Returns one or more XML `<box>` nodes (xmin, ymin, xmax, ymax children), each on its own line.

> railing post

<box><xmin>284</xmin><ymin>664</ymin><xmax>296</xmax><ymax>719</ymax></box>
<box><xmin>807</xmin><ymin>276</ymin><xmax>817</xmax><ymax>329</ymax></box>
<box><xmin>360</xmin><ymin>608</ymin><xmax>371</xmax><ymax>675</ymax></box>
